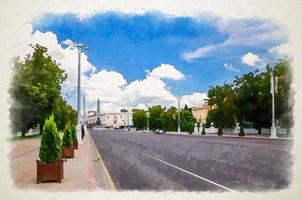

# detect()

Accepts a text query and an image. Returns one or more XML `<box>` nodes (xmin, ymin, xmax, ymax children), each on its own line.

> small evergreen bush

<box><xmin>39</xmin><ymin>115</ymin><xmax>61</xmax><ymax>163</ymax></box>
<box><xmin>70</xmin><ymin>124</ymin><xmax>77</xmax><ymax>145</ymax></box>
<box><xmin>62</xmin><ymin>123</ymin><xmax>73</xmax><ymax>147</ymax></box>
<box><xmin>201</xmin><ymin>127</ymin><xmax>206</xmax><ymax>135</ymax></box>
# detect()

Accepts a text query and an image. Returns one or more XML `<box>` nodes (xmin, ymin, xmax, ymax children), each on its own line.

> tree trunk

<box><xmin>239</xmin><ymin>125</ymin><xmax>245</xmax><ymax>136</ymax></box>
<box><xmin>39</xmin><ymin>124</ymin><xmax>43</xmax><ymax>135</ymax></box>
<box><xmin>21</xmin><ymin>130</ymin><xmax>26</xmax><ymax>137</ymax></box>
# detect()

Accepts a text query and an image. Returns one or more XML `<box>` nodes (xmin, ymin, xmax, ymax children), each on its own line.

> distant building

<box><xmin>87</xmin><ymin>111</ymin><xmax>97</xmax><ymax>128</ymax></box>
<box><xmin>192</xmin><ymin>99</ymin><xmax>212</xmax><ymax>124</ymax></box>
<box><xmin>100</xmin><ymin>112</ymin><xmax>133</xmax><ymax>129</ymax></box>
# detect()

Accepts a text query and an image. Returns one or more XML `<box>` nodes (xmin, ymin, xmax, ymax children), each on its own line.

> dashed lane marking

<box><xmin>137</xmin><ymin>150</ymin><xmax>234</xmax><ymax>192</ymax></box>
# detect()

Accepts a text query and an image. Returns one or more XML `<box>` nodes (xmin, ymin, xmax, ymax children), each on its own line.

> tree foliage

<box><xmin>132</xmin><ymin>109</ymin><xmax>147</xmax><ymax>130</ymax></box>
<box><xmin>148</xmin><ymin>105</ymin><xmax>164</xmax><ymax>130</ymax></box>
<box><xmin>62</xmin><ymin>123</ymin><xmax>73</xmax><ymax>147</ymax></box>
<box><xmin>9</xmin><ymin>44</ymin><xmax>75</xmax><ymax>136</ymax></box>
<box><xmin>206</xmin><ymin>59</ymin><xmax>293</xmax><ymax>134</ymax></box>
<box><xmin>180</xmin><ymin>110</ymin><xmax>196</xmax><ymax>133</ymax></box>
<box><xmin>160</xmin><ymin>107</ymin><xmax>177</xmax><ymax>131</ymax></box>
<box><xmin>39</xmin><ymin>115</ymin><xmax>61</xmax><ymax>163</ymax></box>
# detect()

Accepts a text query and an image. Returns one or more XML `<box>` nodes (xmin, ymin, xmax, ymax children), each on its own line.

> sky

<box><xmin>23</xmin><ymin>12</ymin><xmax>289</xmax><ymax>113</ymax></box>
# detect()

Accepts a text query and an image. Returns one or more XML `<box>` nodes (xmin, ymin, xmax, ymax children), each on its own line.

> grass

<box><xmin>8</xmin><ymin>134</ymin><xmax>41</xmax><ymax>141</ymax></box>
<box><xmin>8</xmin><ymin>131</ymin><xmax>64</xmax><ymax>142</ymax></box>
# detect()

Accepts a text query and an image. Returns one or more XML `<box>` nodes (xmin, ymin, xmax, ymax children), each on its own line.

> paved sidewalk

<box><xmin>9</xmin><ymin>132</ymin><xmax>115</xmax><ymax>191</ymax></box>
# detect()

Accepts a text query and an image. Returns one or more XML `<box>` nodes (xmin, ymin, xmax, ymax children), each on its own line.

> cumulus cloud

<box><xmin>241</xmin><ymin>52</ymin><xmax>265</xmax><ymax>68</ymax></box>
<box><xmin>146</xmin><ymin>63</ymin><xmax>185</xmax><ymax>80</ymax></box>
<box><xmin>180</xmin><ymin>92</ymin><xmax>208</xmax><ymax>108</ymax></box>
<box><xmin>268</xmin><ymin>43</ymin><xmax>292</xmax><ymax>58</ymax></box>
<box><xmin>224</xmin><ymin>63</ymin><xmax>240</xmax><ymax>72</ymax></box>
<box><xmin>20</xmin><ymin>31</ymin><xmax>96</xmax><ymax>90</ymax></box>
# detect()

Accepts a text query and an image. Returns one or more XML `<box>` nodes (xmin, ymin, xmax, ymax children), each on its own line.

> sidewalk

<box><xmin>9</xmin><ymin>132</ymin><xmax>115</xmax><ymax>191</ymax></box>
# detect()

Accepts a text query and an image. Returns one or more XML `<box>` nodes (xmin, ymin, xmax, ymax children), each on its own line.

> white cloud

<box><xmin>268</xmin><ymin>43</ymin><xmax>292</xmax><ymax>58</ymax></box>
<box><xmin>180</xmin><ymin>92</ymin><xmax>208</xmax><ymax>108</ymax></box>
<box><xmin>181</xmin><ymin>44</ymin><xmax>217</xmax><ymax>62</ymax></box>
<box><xmin>181</xmin><ymin>18</ymin><xmax>287</xmax><ymax>62</ymax></box>
<box><xmin>20</xmin><ymin>31</ymin><xmax>96</xmax><ymax>90</ymax></box>
<box><xmin>85</xmin><ymin>69</ymin><xmax>127</xmax><ymax>104</ymax></box>
<box><xmin>146</xmin><ymin>63</ymin><xmax>185</xmax><ymax>80</ymax></box>
<box><xmin>224</xmin><ymin>63</ymin><xmax>240</xmax><ymax>72</ymax></box>
<box><xmin>241</xmin><ymin>52</ymin><xmax>264</xmax><ymax>68</ymax></box>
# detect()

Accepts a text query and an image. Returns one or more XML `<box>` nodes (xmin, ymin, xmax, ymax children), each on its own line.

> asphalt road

<box><xmin>90</xmin><ymin>129</ymin><xmax>292</xmax><ymax>192</ymax></box>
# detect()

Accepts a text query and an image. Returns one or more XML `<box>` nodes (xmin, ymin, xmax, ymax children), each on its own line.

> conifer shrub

<box><xmin>62</xmin><ymin>123</ymin><xmax>73</xmax><ymax>147</ymax></box>
<box><xmin>39</xmin><ymin>115</ymin><xmax>61</xmax><ymax>163</ymax></box>
<box><xmin>201</xmin><ymin>127</ymin><xmax>206</xmax><ymax>135</ymax></box>
<box><xmin>70</xmin><ymin>124</ymin><xmax>77</xmax><ymax>145</ymax></box>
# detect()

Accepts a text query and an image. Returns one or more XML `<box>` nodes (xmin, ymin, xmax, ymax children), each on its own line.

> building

<box><xmin>192</xmin><ymin>99</ymin><xmax>212</xmax><ymax>124</ymax></box>
<box><xmin>100</xmin><ymin>112</ymin><xmax>133</xmax><ymax>129</ymax></box>
<box><xmin>87</xmin><ymin>111</ymin><xmax>97</xmax><ymax>128</ymax></box>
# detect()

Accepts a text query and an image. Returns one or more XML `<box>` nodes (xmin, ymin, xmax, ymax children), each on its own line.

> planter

<box><xmin>73</xmin><ymin>140</ymin><xmax>78</xmax><ymax>150</ymax></box>
<box><xmin>61</xmin><ymin>146</ymin><xmax>74</xmax><ymax>158</ymax></box>
<box><xmin>36</xmin><ymin>159</ymin><xmax>63</xmax><ymax>184</ymax></box>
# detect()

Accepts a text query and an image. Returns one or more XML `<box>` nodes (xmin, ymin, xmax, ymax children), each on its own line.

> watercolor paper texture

<box><xmin>1</xmin><ymin>0</ymin><xmax>302</xmax><ymax>199</ymax></box>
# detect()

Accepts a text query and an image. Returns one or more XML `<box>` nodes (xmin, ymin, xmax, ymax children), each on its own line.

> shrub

<box><xmin>39</xmin><ymin>115</ymin><xmax>61</xmax><ymax>163</ymax></box>
<box><xmin>62</xmin><ymin>123</ymin><xmax>73</xmax><ymax>147</ymax></box>
<box><xmin>70</xmin><ymin>124</ymin><xmax>77</xmax><ymax>144</ymax></box>
<box><xmin>201</xmin><ymin>127</ymin><xmax>206</xmax><ymax>135</ymax></box>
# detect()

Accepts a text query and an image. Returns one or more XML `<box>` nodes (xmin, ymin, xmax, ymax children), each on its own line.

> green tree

<box><xmin>39</xmin><ymin>115</ymin><xmax>61</xmax><ymax>163</ymax></box>
<box><xmin>149</xmin><ymin>105</ymin><xmax>164</xmax><ymax>130</ymax></box>
<box><xmin>207</xmin><ymin>84</ymin><xmax>236</xmax><ymax>134</ymax></box>
<box><xmin>160</xmin><ymin>107</ymin><xmax>177</xmax><ymax>131</ymax></box>
<box><xmin>132</xmin><ymin>109</ymin><xmax>147</xmax><ymax>130</ymax></box>
<box><xmin>62</xmin><ymin>123</ymin><xmax>73</xmax><ymax>147</ymax></box>
<box><xmin>9</xmin><ymin>44</ymin><xmax>67</xmax><ymax>136</ymax></box>
<box><xmin>274</xmin><ymin>59</ymin><xmax>294</xmax><ymax>128</ymax></box>
<box><xmin>180</xmin><ymin>110</ymin><xmax>196</xmax><ymax>133</ymax></box>
<box><xmin>70</xmin><ymin>124</ymin><xmax>77</xmax><ymax>145</ymax></box>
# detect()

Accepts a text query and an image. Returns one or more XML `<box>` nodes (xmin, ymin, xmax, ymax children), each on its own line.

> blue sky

<box><xmin>30</xmin><ymin>12</ymin><xmax>287</xmax><ymax>111</ymax></box>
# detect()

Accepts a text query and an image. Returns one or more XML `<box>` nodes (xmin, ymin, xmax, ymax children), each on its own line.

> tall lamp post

<box><xmin>146</xmin><ymin>111</ymin><xmax>150</xmax><ymax>132</ymax></box>
<box><xmin>270</xmin><ymin>63</ymin><xmax>278</xmax><ymax>138</ymax></box>
<box><xmin>65</xmin><ymin>41</ymin><xmax>89</xmax><ymax>144</ymax></box>
<box><xmin>177</xmin><ymin>97</ymin><xmax>181</xmax><ymax>133</ymax></box>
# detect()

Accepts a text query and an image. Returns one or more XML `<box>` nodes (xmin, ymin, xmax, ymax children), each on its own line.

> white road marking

<box><xmin>137</xmin><ymin>150</ymin><xmax>234</xmax><ymax>192</ymax></box>
<box><xmin>208</xmin><ymin>157</ymin><xmax>229</xmax><ymax>163</ymax></box>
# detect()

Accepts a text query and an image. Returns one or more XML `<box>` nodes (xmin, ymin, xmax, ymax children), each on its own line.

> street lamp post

<box><xmin>65</xmin><ymin>41</ymin><xmax>89</xmax><ymax>144</ymax></box>
<box><xmin>270</xmin><ymin>64</ymin><xmax>277</xmax><ymax>138</ymax></box>
<box><xmin>147</xmin><ymin>111</ymin><xmax>150</xmax><ymax>132</ymax></box>
<box><xmin>177</xmin><ymin>97</ymin><xmax>181</xmax><ymax>133</ymax></box>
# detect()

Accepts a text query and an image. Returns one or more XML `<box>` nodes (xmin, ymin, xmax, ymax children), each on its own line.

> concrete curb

<box><xmin>89</xmin><ymin>132</ymin><xmax>116</xmax><ymax>191</ymax></box>
<box><xmin>164</xmin><ymin>132</ymin><xmax>293</xmax><ymax>141</ymax></box>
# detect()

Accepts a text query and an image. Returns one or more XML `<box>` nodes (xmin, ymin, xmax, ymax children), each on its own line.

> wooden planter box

<box><xmin>36</xmin><ymin>160</ymin><xmax>64</xmax><ymax>184</ymax></box>
<box><xmin>73</xmin><ymin>140</ymin><xmax>78</xmax><ymax>150</ymax></box>
<box><xmin>61</xmin><ymin>146</ymin><xmax>74</xmax><ymax>158</ymax></box>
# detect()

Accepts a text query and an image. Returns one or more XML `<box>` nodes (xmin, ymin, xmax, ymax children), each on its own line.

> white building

<box><xmin>100</xmin><ymin>112</ymin><xmax>133</xmax><ymax>129</ymax></box>
<box><xmin>87</xmin><ymin>111</ymin><xmax>97</xmax><ymax>127</ymax></box>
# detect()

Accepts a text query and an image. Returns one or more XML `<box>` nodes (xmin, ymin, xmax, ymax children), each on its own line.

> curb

<box><xmin>165</xmin><ymin>132</ymin><xmax>293</xmax><ymax>141</ymax></box>
<box><xmin>89</xmin><ymin>133</ymin><xmax>116</xmax><ymax>191</ymax></box>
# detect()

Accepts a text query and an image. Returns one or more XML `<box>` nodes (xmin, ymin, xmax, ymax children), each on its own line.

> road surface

<box><xmin>90</xmin><ymin>129</ymin><xmax>292</xmax><ymax>191</ymax></box>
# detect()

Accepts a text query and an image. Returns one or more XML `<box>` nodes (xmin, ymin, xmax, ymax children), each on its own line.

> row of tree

<box><xmin>205</xmin><ymin>59</ymin><xmax>293</xmax><ymax>135</ymax></box>
<box><xmin>132</xmin><ymin>105</ymin><xmax>196</xmax><ymax>133</ymax></box>
<box><xmin>9</xmin><ymin>44</ymin><xmax>77</xmax><ymax>136</ymax></box>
